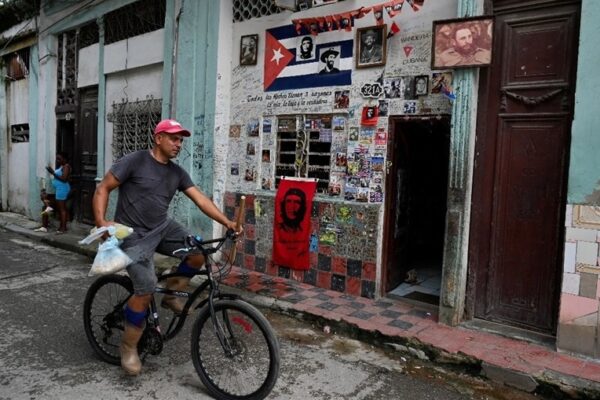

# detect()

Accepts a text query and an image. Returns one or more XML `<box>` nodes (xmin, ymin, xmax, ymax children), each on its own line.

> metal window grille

<box><xmin>232</xmin><ymin>0</ymin><xmax>282</xmax><ymax>22</ymax></box>
<box><xmin>108</xmin><ymin>97</ymin><xmax>162</xmax><ymax>159</ymax></box>
<box><xmin>10</xmin><ymin>123</ymin><xmax>29</xmax><ymax>143</ymax></box>
<box><xmin>275</xmin><ymin>114</ymin><xmax>338</xmax><ymax>193</ymax></box>
<box><xmin>104</xmin><ymin>0</ymin><xmax>166</xmax><ymax>45</ymax></box>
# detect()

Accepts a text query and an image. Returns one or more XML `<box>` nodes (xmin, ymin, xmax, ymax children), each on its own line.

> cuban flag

<box><xmin>264</xmin><ymin>25</ymin><xmax>353</xmax><ymax>92</ymax></box>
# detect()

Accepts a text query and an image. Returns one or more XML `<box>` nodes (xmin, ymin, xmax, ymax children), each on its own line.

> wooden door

<box><xmin>74</xmin><ymin>87</ymin><xmax>98</xmax><ymax>225</ymax></box>
<box><xmin>469</xmin><ymin>0</ymin><xmax>580</xmax><ymax>333</ymax></box>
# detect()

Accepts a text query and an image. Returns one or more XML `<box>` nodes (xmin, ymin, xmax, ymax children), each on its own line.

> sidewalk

<box><xmin>1</xmin><ymin>211</ymin><xmax>599</xmax><ymax>398</ymax></box>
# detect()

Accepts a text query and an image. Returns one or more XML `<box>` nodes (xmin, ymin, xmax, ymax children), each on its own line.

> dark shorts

<box><xmin>121</xmin><ymin>219</ymin><xmax>191</xmax><ymax>295</ymax></box>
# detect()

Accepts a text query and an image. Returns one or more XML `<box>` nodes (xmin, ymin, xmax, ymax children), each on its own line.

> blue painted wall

<box><xmin>568</xmin><ymin>0</ymin><xmax>600</xmax><ymax>204</ymax></box>
<box><xmin>172</xmin><ymin>0</ymin><xmax>220</xmax><ymax>234</ymax></box>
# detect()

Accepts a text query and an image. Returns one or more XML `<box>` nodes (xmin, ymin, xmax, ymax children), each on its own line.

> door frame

<box><xmin>382</xmin><ymin>114</ymin><xmax>451</xmax><ymax>295</ymax></box>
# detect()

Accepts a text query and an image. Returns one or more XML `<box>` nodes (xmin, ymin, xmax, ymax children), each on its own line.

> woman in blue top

<box><xmin>46</xmin><ymin>152</ymin><xmax>71</xmax><ymax>233</ymax></box>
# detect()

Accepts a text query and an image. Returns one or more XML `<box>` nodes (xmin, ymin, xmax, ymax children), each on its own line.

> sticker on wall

<box><xmin>403</xmin><ymin>101</ymin><xmax>417</xmax><ymax>114</ymax></box>
<box><xmin>309</xmin><ymin>234</ymin><xmax>319</xmax><ymax>252</ymax></box>
<box><xmin>328</xmin><ymin>172</ymin><xmax>344</xmax><ymax>196</ymax></box>
<box><xmin>229</xmin><ymin>125</ymin><xmax>241</xmax><ymax>138</ymax></box>
<box><xmin>369</xmin><ymin>186</ymin><xmax>383</xmax><ymax>203</ymax></box>
<box><xmin>335</xmin><ymin>152</ymin><xmax>347</xmax><ymax>167</ymax></box>
<box><xmin>319</xmin><ymin>129</ymin><xmax>332</xmax><ymax>142</ymax></box>
<box><xmin>247</xmin><ymin>142</ymin><xmax>256</xmax><ymax>156</ymax></box>
<box><xmin>262</xmin><ymin>149</ymin><xmax>271</xmax><ymax>162</ymax></box>
<box><xmin>334</xmin><ymin>90</ymin><xmax>350</xmax><ymax>109</ymax></box>
<box><xmin>375</xmin><ymin>128</ymin><xmax>387</xmax><ymax>145</ymax></box>
<box><xmin>332</xmin><ymin>115</ymin><xmax>346</xmax><ymax>131</ymax></box>
<box><xmin>371</xmin><ymin>156</ymin><xmax>384</xmax><ymax>172</ymax></box>
<box><xmin>359</xmin><ymin>127</ymin><xmax>374</xmax><ymax>144</ymax></box>
<box><xmin>319</xmin><ymin>230</ymin><xmax>337</xmax><ymax>246</ymax></box>
<box><xmin>336</xmin><ymin>206</ymin><xmax>352</xmax><ymax>223</ymax></box>
<box><xmin>244</xmin><ymin>166</ymin><xmax>256</xmax><ymax>182</ymax></box>
<box><xmin>261</xmin><ymin>177</ymin><xmax>272</xmax><ymax>190</ymax></box>
<box><xmin>356</xmin><ymin>188</ymin><xmax>369</xmax><ymax>203</ymax></box>
<box><xmin>348</xmin><ymin>127</ymin><xmax>359</xmax><ymax>141</ymax></box>
<box><xmin>360</xmin><ymin>82</ymin><xmax>384</xmax><ymax>98</ymax></box>
<box><xmin>247</xmin><ymin>119</ymin><xmax>260</xmax><ymax>137</ymax></box>
<box><xmin>263</xmin><ymin>118</ymin><xmax>272</xmax><ymax>133</ymax></box>
<box><xmin>344</xmin><ymin>185</ymin><xmax>357</xmax><ymax>201</ymax></box>
<box><xmin>361</xmin><ymin>106</ymin><xmax>379</xmax><ymax>126</ymax></box>
<box><xmin>378</xmin><ymin>100</ymin><xmax>388</xmax><ymax>117</ymax></box>
<box><xmin>231</xmin><ymin>162</ymin><xmax>239</xmax><ymax>175</ymax></box>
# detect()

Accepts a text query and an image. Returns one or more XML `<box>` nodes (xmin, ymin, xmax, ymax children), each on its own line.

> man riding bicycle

<box><xmin>92</xmin><ymin>119</ymin><xmax>239</xmax><ymax>376</ymax></box>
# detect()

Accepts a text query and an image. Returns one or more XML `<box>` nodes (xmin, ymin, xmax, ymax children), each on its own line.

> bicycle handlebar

<box><xmin>172</xmin><ymin>229</ymin><xmax>238</xmax><ymax>257</ymax></box>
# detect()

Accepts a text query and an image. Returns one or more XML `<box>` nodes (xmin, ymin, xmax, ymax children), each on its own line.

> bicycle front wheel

<box><xmin>83</xmin><ymin>274</ymin><xmax>133</xmax><ymax>365</ymax></box>
<box><xmin>191</xmin><ymin>299</ymin><xmax>280</xmax><ymax>400</ymax></box>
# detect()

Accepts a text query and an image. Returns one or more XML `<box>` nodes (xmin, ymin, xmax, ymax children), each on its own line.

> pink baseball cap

<box><xmin>154</xmin><ymin>119</ymin><xmax>191</xmax><ymax>137</ymax></box>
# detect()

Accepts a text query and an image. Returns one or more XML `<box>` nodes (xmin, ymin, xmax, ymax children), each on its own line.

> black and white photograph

<box><xmin>296</xmin><ymin>35</ymin><xmax>315</xmax><ymax>61</ymax></box>
<box><xmin>356</xmin><ymin>25</ymin><xmax>387</xmax><ymax>68</ymax></box>
<box><xmin>319</xmin><ymin>46</ymin><xmax>341</xmax><ymax>74</ymax></box>
<box><xmin>432</xmin><ymin>16</ymin><xmax>493</xmax><ymax>69</ymax></box>
<box><xmin>414</xmin><ymin>75</ymin><xmax>429</xmax><ymax>96</ymax></box>
<box><xmin>240</xmin><ymin>34</ymin><xmax>258</xmax><ymax>65</ymax></box>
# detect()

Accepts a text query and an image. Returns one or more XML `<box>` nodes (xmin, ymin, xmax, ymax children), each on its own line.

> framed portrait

<box><xmin>431</xmin><ymin>16</ymin><xmax>493</xmax><ymax>69</ymax></box>
<box><xmin>240</xmin><ymin>34</ymin><xmax>258</xmax><ymax>66</ymax></box>
<box><xmin>356</xmin><ymin>25</ymin><xmax>387</xmax><ymax>69</ymax></box>
<box><xmin>414</xmin><ymin>75</ymin><xmax>429</xmax><ymax>96</ymax></box>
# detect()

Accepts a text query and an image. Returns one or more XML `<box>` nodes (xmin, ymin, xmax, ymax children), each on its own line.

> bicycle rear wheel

<box><xmin>191</xmin><ymin>299</ymin><xmax>280</xmax><ymax>400</ymax></box>
<box><xmin>83</xmin><ymin>274</ymin><xmax>133</xmax><ymax>365</ymax></box>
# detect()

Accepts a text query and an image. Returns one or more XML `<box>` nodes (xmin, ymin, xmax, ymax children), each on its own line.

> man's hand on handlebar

<box><xmin>224</xmin><ymin>219</ymin><xmax>243</xmax><ymax>235</ymax></box>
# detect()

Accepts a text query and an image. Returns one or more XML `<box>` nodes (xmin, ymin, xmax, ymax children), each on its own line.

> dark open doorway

<box><xmin>383</xmin><ymin>116</ymin><xmax>451</xmax><ymax>305</ymax></box>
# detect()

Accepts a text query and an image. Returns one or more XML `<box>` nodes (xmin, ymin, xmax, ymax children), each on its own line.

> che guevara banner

<box><xmin>272</xmin><ymin>179</ymin><xmax>317</xmax><ymax>270</ymax></box>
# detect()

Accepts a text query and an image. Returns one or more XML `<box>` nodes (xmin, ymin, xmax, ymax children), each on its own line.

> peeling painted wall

<box><xmin>568</xmin><ymin>0</ymin><xmax>600</xmax><ymax>205</ymax></box>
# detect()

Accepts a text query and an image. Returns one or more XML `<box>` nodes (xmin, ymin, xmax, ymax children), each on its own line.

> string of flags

<box><xmin>291</xmin><ymin>0</ymin><xmax>425</xmax><ymax>36</ymax></box>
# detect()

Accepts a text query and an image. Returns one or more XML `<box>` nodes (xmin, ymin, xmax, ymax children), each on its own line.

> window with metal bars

<box><xmin>275</xmin><ymin>114</ymin><xmax>342</xmax><ymax>193</ymax></box>
<box><xmin>232</xmin><ymin>0</ymin><xmax>283</xmax><ymax>22</ymax></box>
<box><xmin>107</xmin><ymin>97</ymin><xmax>162</xmax><ymax>159</ymax></box>
<box><xmin>104</xmin><ymin>0</ymin><xmax>165</xmax><ymax>45</ymax></box>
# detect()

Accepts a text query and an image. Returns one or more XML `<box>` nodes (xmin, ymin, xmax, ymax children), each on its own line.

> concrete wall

<box><xmin>6</xmin><ymin>79</ymin><xmax>30</xmax><ymax>214</ymax></box>
<box><xmin>558</xmin><ymin>0</ymin><xmax>600</xmax><ymax>359</ymax></box>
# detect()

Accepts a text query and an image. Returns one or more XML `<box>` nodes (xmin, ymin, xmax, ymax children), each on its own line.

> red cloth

<box><xmin>272</xmin><ymin>179</ymin><xmax>317</xmax><ymax>270</ymax></box>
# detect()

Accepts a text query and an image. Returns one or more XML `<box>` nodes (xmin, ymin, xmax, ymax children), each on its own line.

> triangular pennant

<box><xmin>387</xmin><ymin>21</ymin><xmax>401</xmax><ymax>38</ymax></box>
<box><xmin>373</xmin><ymin>5</ymin><xmax>384</xmax><ymax>25</ymax></box>
<box><xmin>403</xmin><ymin>45</ymin><xmax>413</xmax><ymax>57</ymax></box>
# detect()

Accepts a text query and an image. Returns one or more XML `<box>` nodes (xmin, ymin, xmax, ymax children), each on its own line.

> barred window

<box><xmin>275</xmin><ymin>114</ymin><xmax>345</xmax><ymax>193</ymax></box>
<box><xmin>104</xmin><ymin>0</ymin><xmax>166</xmax><ymax>45</ymax></box>
<box><xmin>108</xmin><ymin>97</ymin><xmax>162</xmax><ymax>159</ymax></box>
<box><xmin>3</xmin><ymin>47</ymin><xmax>29</xmax><ymax>80</ymax></box>
<box><xmin>233</xmin><ymin>0</ymin><xmax>282</xmax><ymax>22</ymax></box>
<box><xmin>10</xmin><ymin>123</ymin><xmax>29</xmax><ymax>143</ymax></box>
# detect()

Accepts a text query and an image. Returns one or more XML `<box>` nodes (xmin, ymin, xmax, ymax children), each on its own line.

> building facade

<box><xmin>0</xmin><ymin>0</ymin><xmax>598</xmax><ymax>359</ymax></box>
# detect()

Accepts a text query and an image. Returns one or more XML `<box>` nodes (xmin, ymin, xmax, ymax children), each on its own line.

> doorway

<box><xmin>383</xmin><ymin>116</ymin><xmax>451</xmax><ymax>305</ymax></box>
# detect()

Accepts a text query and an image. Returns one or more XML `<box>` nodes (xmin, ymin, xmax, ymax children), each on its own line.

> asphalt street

<box><xmin>0</xmin><ymin>227</ymin><xmax>538</xmax><ymax>400</ymax></box>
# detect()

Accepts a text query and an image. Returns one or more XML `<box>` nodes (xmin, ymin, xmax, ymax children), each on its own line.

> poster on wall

<box><xmin>431</xmin><ymin>16</ymin><xmax>493</xmax><ymax>69</ymax></box>
<box><xmin>272</xmin><ymin>179</ymin><xmax>317</xmax><ymax>270</ymax></box>
<box><xmin>264</xmin><ymin>25</ymin><xmax>353</xmax><ymax>91</ymax></box>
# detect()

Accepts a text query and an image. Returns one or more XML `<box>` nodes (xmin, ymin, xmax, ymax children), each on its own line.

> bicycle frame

<box><xmin>142</xmin><ymin>231</ymin><xmax>241</xmax><ymax>352</ymax></box>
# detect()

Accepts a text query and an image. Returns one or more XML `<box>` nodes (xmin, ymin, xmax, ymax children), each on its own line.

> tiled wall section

<box><xmin>558</xmin><ymin>205</ymin><xmax>600</xmax><ymax>358</ymax></box>
<box><xmin>224</xmin><ymin>192</ymin><xmax>380</xmax><ymax>298</ymax></box>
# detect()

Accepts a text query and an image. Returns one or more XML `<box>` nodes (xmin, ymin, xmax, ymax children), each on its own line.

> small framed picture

<box><xmin>414</xmin><ymin>75</ymin><xmax>429</xmax><ymax>96</ymax></box>
<box><xmin>356</xmin><ymin>25</ymin><xmax>387</xmax><ymax>68</ymax></box>
<box><xmin>240</xmin><ymin>34</ymin><xmax>258</xmax><ymax>66</ymax></box>
<box><xmin>431</xmin><ymin>16</ymin><xmax>493</xmax><ymax>69</ymax></box>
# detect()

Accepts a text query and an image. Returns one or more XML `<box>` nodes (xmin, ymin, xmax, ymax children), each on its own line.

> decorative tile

<box><xmin>347</xmin><ymin>259</ymin><xmax>362</xmax><ymax>277</ymax></box>
<box><xmin>318</xmin><ymin>302</ymin><xmax>340</xmax><ymax>311</ymax></box>
<box><xmin>303</xmin><ymin>269</ymin><xmax>317</xmax><ymax>285</ymax></box>
<box><xmin>361</xmin><ymin>280</ymin><xmax>375</xmax><ymax>299</ymax></box>
<box><xmin>318</xmin><ymin>254</ymin><xmax>332</xmax><ymax>271</ymax></box>
<box><xmin>331</xmin><ymin>274</ymin><xmax>346</xmax><ymax>292</ymax></box>
<box><xmin>350</xmin><ymin>310</ymin><xmax>375</xmax><ymax>320</ymax></box>
<box><xmin>278</xmin><ymin>266</ymin><xmax>291</xmax><ymax>279</ymax></box>
<box><xmin>244</xmin><ymin>239</ymin><xmax>256</xmax><ymax>255</ymax></box>
<box><xmin>332</xmin><ymin>257</ymin><xmax>347</xmax><ymax>275</ymax></box>
<box><xmin>317</xmin><ymin>271</ymin><xmax>332</xmax><ymax>289</ymax></box>
<box><xmin>255</xmin><ymin>256</ymin><xmax>266</xmax><ymax>273</ymax></box>
<box><xmin>388</xmin><ymin>319</ymin><xmax>414</xmax><ymax>330</ymax></box>
<box><xmin>380</xmin><ymin>309</ymin><xmax>403</xmax><ymax>319</ymax></box>
<box><xmin>346</xmin><ymin>277</ymin><xmax>361</xmax><ymax>297</ymax></box>
<box><xmin>363</xmin><ymin>261</ymin><xmax>376</xmax><ymax>281</ymax></box>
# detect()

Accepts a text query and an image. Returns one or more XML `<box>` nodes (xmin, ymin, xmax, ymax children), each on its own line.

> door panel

<box><xmin>470</xmin><ymin>0</ymin><xmax>579</xmax><ymax>334</ymax></box>
<box><xmin>75</xmin><ymin>88</ymin><xmax>98</xmax><ymax>225</ymax></box>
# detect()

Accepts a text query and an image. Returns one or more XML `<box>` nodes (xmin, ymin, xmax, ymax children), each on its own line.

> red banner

<box><xmin>272</xmin><ymin>179</ymin><xmax>317</xmax><ymax>270</ymax></box>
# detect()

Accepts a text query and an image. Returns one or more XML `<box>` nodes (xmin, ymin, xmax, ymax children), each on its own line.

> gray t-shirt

<box><xmin>110</xmin><ymin>150</ymin><xmax>194</xmax><ymax>231</ymax></box>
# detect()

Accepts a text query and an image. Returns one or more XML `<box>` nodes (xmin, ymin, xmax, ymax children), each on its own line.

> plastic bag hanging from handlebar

<box><xmin>88</xmin><ymin>236</ymin><xmax>133</xmax><ymax>276</ymax></box>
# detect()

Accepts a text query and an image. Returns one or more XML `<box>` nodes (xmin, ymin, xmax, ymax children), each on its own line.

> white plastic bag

<box><xmin>88</xmin><ymin>236</ymin><xmax>133</xmax><ymax>276</ymax></box>
<box><xmin>79</xmin><ymin>224</ymin><xmax>133</xmax><ymax>245</ymax></box>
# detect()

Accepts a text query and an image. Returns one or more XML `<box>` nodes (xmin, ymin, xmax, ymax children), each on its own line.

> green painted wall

<box><xmin>172</xmin><ymin>0</ymin><xmax>220</xmax><ymax>235</ymax></box>
<box><xmin>28</xmin><ymin>44</ymin><xmax>39</xmax><ymax>217</ymax></box>
<box><xmin>568</xmin><ymin>0</ymin><xmax>600</xmax><ymax>204</ymax></box>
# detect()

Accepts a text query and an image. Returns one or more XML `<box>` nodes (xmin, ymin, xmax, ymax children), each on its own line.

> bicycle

<box><xmin>82</xmin><ymin>228</ymin><xmax>281</xmax><ymax>400</ymax></box>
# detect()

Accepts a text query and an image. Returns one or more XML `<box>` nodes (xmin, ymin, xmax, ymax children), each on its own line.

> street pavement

<box><xmin>0</xmin><ymin>227</ymin><xmax>542</xmax><ymax>400</ymax></box>
<box><xmin>0</xmin><ymin>211</ymin><xmax>599</xmax><ymax>399</ymax></box>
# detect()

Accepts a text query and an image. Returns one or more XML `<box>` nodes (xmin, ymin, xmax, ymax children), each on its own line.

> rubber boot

<box><xmin>120</xmin><ymin>323</ymin><xmax>144</xmax><ymax>375</ymax></box>
<box><xmin>161</xmin><ymin>276</ymin><xmax>191</xmax><ymax>314</ymax></box>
